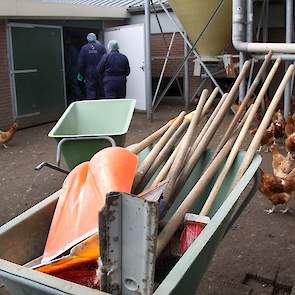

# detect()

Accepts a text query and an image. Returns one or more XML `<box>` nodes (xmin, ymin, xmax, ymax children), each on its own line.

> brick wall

<box><xmin>0</xmin><ymin>20</ymin><xmax>13</xmax><ymax>130</ymax></box>
<box><xmin>151</xmin><ymin>32</ymin><xmax>213</xmax><ymax>100</ymax></box>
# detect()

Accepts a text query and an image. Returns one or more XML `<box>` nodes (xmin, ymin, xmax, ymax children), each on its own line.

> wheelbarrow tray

<box><xmin>0</xmin><ymin>150</ymin><xmax>261</xmax><ymax>295</ymax></box>
<box><xmin>48</xmin><ymin>99</ymin><xmax>136</xmax><ymax>170</ymax></box>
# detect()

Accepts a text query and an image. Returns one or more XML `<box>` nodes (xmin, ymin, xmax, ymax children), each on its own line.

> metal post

<box><xmin>144</xmin><ymin>0</ymin><xmax>153</xmax><ymax>120</ymax></box>
<box><xmin>184</xmin><ymin>32</ymin><xmax>190</xmax><ymax>110</ymax></box>
<box><xmin>246</xmin><ymin>0</ymin><xmax>253</xmax><ymax>42</ymax></box>
<box><xmin>285</xmin><ymin>0</ymin><xmax>293</xmax><ymax>119</ymax></box>
<box><xmin>238</xmin><ymin>1</ymin><xmax>246</xmax><ymax>102</ymax></box>
<box><xmin>263</xmin><ymin>0</ymin><xmax>269</xmax><ymax>44</ymax></box>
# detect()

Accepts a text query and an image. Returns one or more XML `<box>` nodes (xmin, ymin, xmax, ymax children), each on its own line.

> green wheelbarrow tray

<box><xmin>0</xmin><ymin>150</ymin><xmax>261</xmax><ymax>295</ymax></box>
<box><xmin>36</xmin><ymin>99</ymin><xmax>136</xmax><ymax>173</ymax></box>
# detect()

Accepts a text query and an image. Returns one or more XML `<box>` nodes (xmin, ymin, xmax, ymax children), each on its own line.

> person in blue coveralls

<box><xmin>77</xmin><ymin>33</ymin><xmax>106</xmax><ymax>99</ymax></box>
<box><xmin>96</xmin><ymin>40</ymin><xmax>130</xmax><ymax>99</ymax></box>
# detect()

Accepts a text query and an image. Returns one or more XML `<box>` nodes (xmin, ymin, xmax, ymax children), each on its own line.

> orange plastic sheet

<box><xmin>41</xmin><ymin>147</ymin><xmax>138</xmax><ymax>264</ymax></box>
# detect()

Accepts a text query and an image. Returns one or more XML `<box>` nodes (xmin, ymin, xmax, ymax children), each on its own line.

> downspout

<box><xmin>233</xmin><ymin>0</ymin><xmax>295</xmax><ymax>53</ymax></box>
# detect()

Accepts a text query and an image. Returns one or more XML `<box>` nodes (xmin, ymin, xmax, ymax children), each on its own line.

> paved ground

<box><xmin>1</xmin><ymin>103</ymin><xmax>295</xmax><ymax>294</ymax></box>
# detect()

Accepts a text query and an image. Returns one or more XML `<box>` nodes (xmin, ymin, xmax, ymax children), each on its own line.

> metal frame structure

<box><xmin>233</xmin><ymin>0</ymin><xmax>295</xmax><ymax>119</ymax></box>
<box><xmin>144</xmin><ymin>0</ymin><xmax>226</xmax><ymax>115</ymax></box>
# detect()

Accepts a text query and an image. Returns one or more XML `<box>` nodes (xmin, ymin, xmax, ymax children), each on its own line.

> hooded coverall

<box><xmin>78</xmin><ymin>41</ymin><xmax>106</xmax><ymax>99</ymax></box>
<box><xmin>96</xmin><ymin>49</ymin><xmax>130</xmax><ymax>99</ymax></box>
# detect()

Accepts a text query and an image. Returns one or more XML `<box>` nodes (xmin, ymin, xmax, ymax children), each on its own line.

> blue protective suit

<box><xmin>78</xmin><ymin>41</ymin><xmax>106</xmax><ymax>99</ymax></box>
<box><xmin>96</xmin><ymin>50</ymin><xmax>130</xmax><ymax>99</ymax></box>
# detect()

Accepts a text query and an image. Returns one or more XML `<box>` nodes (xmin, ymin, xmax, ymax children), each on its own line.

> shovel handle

<box><xmin>211</xmin><ymin>51</ymin><xmax>273</xmax><ymax>160</ymax></box>
<box><xmin>156</xmin><ymin>136</ymin><xmax>236</xmax><ymax>257</ymax></box>
<box><xmin>201</xmin><ymin>87</ymin><xmax>219</xmax><ymax>117</ymax></box>
<box><xmin>127</xmin><ymin>109</ymin><xmax>204</xmax><ymax>155</ymax></box>
<box><xmin>174</xmin><ymin>61</ymin><xmax>250</xmax><ymax>195</ymax></box>
<box><xmin>200</xmin><ymin>105</ymin><xmax>255</xmax><ymax>216</ymax></box>
<box><xmin>152</xmin><ymin>88</ymin><xmax>223</xmax><ymax>186</ymax></box>
<box><xmin>200</xmin><ymin>57</ymin><xmax>281</xmax><ymax>216</ymax></box>
<box><xmin>235</xmin><ymin>64</ymin><xmax>295</xmax><ymax>183</ymax></box>
<box><xmin>162</xmin><ymin>89</ymin><xmax>209</xmax><ymax>212</ymax></box>
<box><xmin>133</xmin><ymin>111</ymin><xmax>186</xmax><ymax>191</ymax></box>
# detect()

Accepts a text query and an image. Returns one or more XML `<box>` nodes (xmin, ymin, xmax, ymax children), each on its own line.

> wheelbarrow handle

<box><xmin>34</xmin><ymin>162</ymin><xmax>69</xmax><ymax>174</ymax></box>
<box><xmin>56</xmin><ymin>136</ymin><xmax>116</xmax><ymax>166</ymax></box>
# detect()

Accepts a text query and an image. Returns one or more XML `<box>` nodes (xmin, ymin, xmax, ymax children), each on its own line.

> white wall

<box><xmin>128</xmin><ymin>11</ymin><xmax>183</xmax><ymax>34</ymax></box>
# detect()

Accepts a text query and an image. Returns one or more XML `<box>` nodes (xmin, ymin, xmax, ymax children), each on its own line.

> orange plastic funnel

<box><xmin>42</xmin><ymin>147</ymin><xmax>138</xmax><ymax>264</ymax></box>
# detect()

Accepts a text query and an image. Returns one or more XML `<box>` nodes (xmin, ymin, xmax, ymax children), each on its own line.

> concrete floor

<box><xmin>1</xmin><ymin>104</ymin><xmax>295</xmax><ymax>294</ymax></box>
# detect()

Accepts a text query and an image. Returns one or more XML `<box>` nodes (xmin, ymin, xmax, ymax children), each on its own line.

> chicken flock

<box><xmin>252</xmin><ymin>110</ymin><xmax>295</xmax><ymax>214</ymax></box>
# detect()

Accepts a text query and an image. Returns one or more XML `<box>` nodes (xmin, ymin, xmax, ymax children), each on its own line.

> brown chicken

<box><xmin>0</xmin><ymin>122</ymin><xmax>18</xmax><ymax>148</ymax></box>
<box><xmin>270</xmin><ymin>144</ymin><xmax>294</xmax><ymax>178</ymax></box>
<box><xmin>285</xmin><ymin>113</ymin><xmax>295</xmax><ymax>137</ymax></box>
<box><xmin>272</xmin><ymin>110</ymin><xmax>285</xmax><ymax>138</ymax></box>
<box><xmin>250</xmin><ymin>123</ymin><xmax>275</xmax><ymax>152</ymax></box>
<box><xmin>259</xmin><ymin>168</ymin><xmax>295</xmax><ymax>214</ymax></box>
<box><xmin>285</xmin><ymin>132</ymin><xmax>295</xmax><ymax>156</ymax></box>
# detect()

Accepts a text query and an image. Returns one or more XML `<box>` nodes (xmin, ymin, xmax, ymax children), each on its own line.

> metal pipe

<box><xmin>144</xmin><ymin>0</ymin><xmax>153</xmax><ymax>120</ymax></box>
<box><xmin>246</xmin><ymin>0</ymin><xmax>253</xmax><ymax>42</ymax></box>
<box><xmin>184</xmin><ymin>31</ymin><xmax>190</xmax><ymax>110</ymax></box>
<box><xmin>254</xmin><ymin>54</ymin><xmax>295</xmax><ymax>61</ymax></box>
<box><xmin>233</xmin><ymin>0</ymin><xmax>295</xmax><ymax>53</ymax></box>
<box><xmin>284</xmin><ymin>0</ymin><xmax>293</xmax><ymax>119</ymax></box>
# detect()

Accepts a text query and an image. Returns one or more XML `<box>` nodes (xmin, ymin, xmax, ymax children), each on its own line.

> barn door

<box><xmin>104</xmin><ymin>24</ymin><xmax>146</xmax><ymax>111</ymax></box>
<box><xmin>9</xmin><ymin>24</ymin><xmax>66</xmax><ymax>125</ymax></box>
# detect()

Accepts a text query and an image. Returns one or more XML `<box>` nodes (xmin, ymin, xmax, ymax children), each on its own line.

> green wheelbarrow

<box><xmin>35</xmin><ymin>99</ymin><xmax>136</xmax><ymax>174</ymax></box>
<box><xmin>0</xmin><ymin>149</ymin><xmax>261</xmax><ymax>295</ymax></box>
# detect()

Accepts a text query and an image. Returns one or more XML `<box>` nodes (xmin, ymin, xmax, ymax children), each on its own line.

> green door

<box><xmin>10</xmin><ymin>25</ymin><xmax>65</xmax><ymax>125</ymax></box>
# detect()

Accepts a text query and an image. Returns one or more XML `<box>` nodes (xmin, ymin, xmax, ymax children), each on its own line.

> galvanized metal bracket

<box><xmin>99</xmin><ymin>192</ymin><xmax>159</xmax><ymax>295</ymax></box>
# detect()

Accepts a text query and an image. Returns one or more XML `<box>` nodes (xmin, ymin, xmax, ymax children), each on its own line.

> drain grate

<box><xmin>243</xmin><ymin>272</ymin><xmax>292</xmax><ymax>295</ymax></box>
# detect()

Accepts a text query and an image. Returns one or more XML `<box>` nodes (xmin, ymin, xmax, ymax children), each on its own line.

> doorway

<box><xmin>8</xmin><ymin>23</ymin><xmax>66</xmax><ymax>126</ymax></box>
<box><xmin>62</xmin><ymin>27</ymin><xmax>101</xmax><ymax>105</ymax></box>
